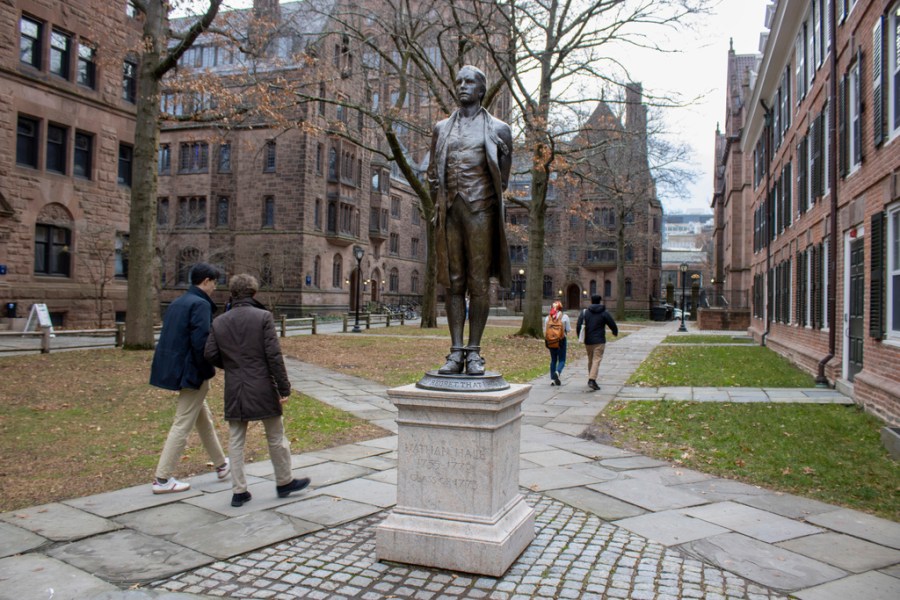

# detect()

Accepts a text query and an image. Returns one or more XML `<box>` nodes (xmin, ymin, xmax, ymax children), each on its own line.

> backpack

<box><xmin>545</xmin><ymin>315</ymin><xmax>565</xmax><ymax>349</ymax></box>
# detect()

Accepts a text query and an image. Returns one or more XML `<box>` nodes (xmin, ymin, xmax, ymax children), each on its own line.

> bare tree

<box><xmin>463</xmin><ymin>0</ymin><xmax>711</xmax><ymax>336</ymax></box>
<box><xmin>76</xmin><ymin>224</ymin><xmax>125</xmax><ymax>328</ymax></box>
<box><xmin>123</xmin><ymin>0</ymin><xmax>225</xmax><ymax>348</ymax></box>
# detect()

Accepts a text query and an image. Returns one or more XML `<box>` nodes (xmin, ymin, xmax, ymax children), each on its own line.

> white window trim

<box><xmin>888</xmin><ymin>203</ymin><xmax>900</xmax><ymax>340</ymax></box>
<box><xmin>890</xmin><ymin>4</ymin><xmax>900</xmax><ymax>141</ymax></box>
<box><xmin>849</xmin><ymin>62</ymin><xmax>862</xmax><ymax>174</ymax></box>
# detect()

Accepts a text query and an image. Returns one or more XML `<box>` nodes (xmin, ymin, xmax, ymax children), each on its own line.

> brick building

<box><xmin>0</xmin><ymin>0</ymin><xmax>139</xmax><ymax>327</ymax></box>
<box><xmin>728</xmin><ymin>0</ymin><xmax>900</xmax><ymax>424</ymax></box>
<box><xmin>157</xmin><ymin>0</ymin><xmax>427</xmax><ymax>316</ymax></box>
<box><xmin>507</xmin><ymin>86</ymin><xmax>663</xmax><ymax>315</ymax></box>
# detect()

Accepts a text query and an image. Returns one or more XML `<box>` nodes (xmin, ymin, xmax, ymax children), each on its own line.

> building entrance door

<box><xmin>848</xmin><ymin>238</ymin><xmax>864</xmax><ymax>381</ymax></box>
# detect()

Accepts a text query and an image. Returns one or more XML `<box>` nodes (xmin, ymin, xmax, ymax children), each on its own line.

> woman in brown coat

<box><xmin>204</xmin><ymin>274</ymin><xmax>310</xmax><ymax>507</ymax></box>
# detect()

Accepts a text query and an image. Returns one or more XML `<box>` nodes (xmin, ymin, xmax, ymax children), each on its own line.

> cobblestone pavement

<box><xmin>156</xmin><ymin>494</ymin><xmax>786</xmax><ymax>600</ymax></box>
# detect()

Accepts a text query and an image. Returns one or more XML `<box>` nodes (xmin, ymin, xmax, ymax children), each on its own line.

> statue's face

<box><xmin>456</xmin><ymin>69</ymin><xmax>485</xmax><ymax>106</ymax></box>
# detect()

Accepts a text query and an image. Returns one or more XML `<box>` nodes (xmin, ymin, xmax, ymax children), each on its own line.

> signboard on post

<box><xmin>24</xmin><ymin>303</ymin><xmax>55</xmax><ymax>336</ymax></box>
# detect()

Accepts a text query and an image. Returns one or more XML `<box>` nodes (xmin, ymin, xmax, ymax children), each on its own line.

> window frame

<box><xmin>45</xmin><ymin>122</ymin><xmax>68</xmax><ymax>174</ymax></box>
<box><xmin>122</xmin><ymin>59</ymin><xmax>137</xmax><ymax>103</ymax></box>
<box><xmin>34</xmin><ymin>223</ymin><xmax>71</xmax><ymax>277</ymax></box>
<box><xmin>49</xmin><ymin>28</ymin><xmax>72</xmax><ymax>79</ymax></box>
<box><xmin>262</xmin><ymin>196</ymin><xmax>275</xmax><ymax>228</ymax></box>
<box><xmin>77</xmin><ymin>41</ymin><xmax>96</xmax><ymax>88</ymax></box>
<box><xmin>889</xmin><ymin>4</ymin><xmax>900</xmax><ymax>139</ymax></box>
<box><xmin>20</xmin><ymin>15</ymin><xmax>43</xmax><ymax>70</ymax></box>
<box><xmin>263</xmin><ymin>140</ymin><xmax>276</xmax><ymax>173</ymax></box>
<box><xmin>118</xmin><ymin>143</ymin><xmax>133</xmax><ymax>187</ymax></box>
<box><xmin>73</xmin><ymin>130</ymin><xmax>93</xmax><ymax>179</ymax></box>
<box><xmin>888</xmin><ymin>204</ymin><xmax>900</xmax><ymax>339</ymax></box>
<box><xmin>16</xmin><ymin>115</ymin><xmax>40</xmax><ymax>168</ymax></box>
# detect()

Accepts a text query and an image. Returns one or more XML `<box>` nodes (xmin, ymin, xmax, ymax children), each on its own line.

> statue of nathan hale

<box><xmin>428</xmin><ymin>65</ymin><xmax>513</xmax><ymax>376</ymax></box>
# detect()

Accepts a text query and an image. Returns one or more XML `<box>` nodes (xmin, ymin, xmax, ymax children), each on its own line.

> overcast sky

<box><xmin>623</xmin><ymin>0</ymin><xmax>771</xmax><ymax>214</ymax></box>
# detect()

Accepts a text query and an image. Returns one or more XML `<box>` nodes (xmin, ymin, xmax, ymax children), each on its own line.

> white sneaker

<box><xmin>152</xmin><ymin>478</ymin><xmax>190</xmax><ymax>494</ymax></box>
<box><xmin>216</xmin><ymin>458</ymin><xmax>231</xmax><ymax>480</ymax></box>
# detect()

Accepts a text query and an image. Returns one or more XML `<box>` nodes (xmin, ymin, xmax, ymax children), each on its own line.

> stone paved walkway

<box><xmin>1</xmin><ymin>322</ymin><xmax>898</xmax><ymax>600</ymax></box>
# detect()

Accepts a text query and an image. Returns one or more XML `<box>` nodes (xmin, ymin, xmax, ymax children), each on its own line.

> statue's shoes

<box><xmin>466</xmin><ymin>352</ymin><xmax>485</xmax><ymax>376</ymax></box>
<box><xmin>438</xmin><ymin>351</ymin><xmax>465</xmax><ymax>374</ymax></box>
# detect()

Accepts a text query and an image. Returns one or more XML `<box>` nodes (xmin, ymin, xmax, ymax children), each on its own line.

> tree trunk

<box><xmin>124</xmin><ymin>4</ymin><xmax>165</xmax><ymax>349</ymax></box>
<box><xmin>519</xmin><ymin>145</ymin><xmax>549</xmax><ymax>338</ymax></box>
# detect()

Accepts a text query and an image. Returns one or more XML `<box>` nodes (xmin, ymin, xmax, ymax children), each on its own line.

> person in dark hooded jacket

<box><xmin>204</xmin><ymin>274</ymin><xmax>310</xmax><ymax>508</ymax></box>
<box><xmin>575</xmin><ymin>294</ymin><xmax>618</xmax><ymax>391</ymax></box>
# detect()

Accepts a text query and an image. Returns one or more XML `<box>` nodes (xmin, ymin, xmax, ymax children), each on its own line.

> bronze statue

<box><xmin>429</xmin><ymin>65</ymin><xmax>512</xmax><ymax>376</ymax></box>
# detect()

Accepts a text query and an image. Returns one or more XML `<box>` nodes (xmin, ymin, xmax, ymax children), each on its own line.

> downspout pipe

<box><xmin>816</xmin><ymin>0</ymin><xmax>839</xmax><ymax>387</ymax></box>
<box><xmin>760</xmin><ymin>99</ymin><xmax>772</xmax><ymax>347</ymax></box>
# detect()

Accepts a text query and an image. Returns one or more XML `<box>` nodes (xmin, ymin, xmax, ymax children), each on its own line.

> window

<box><xmin>16</xmin><ymin>115</ymin><xmax>39</xmax><ymax>168</ymax></box>
<box><xmin>604</xmin><ymin>280</ymin><xmax>612</xmax><ymax>297</ymax></box>
<box><xmin>77</xmin><ymin>42</ymin><xmax>96</xmax><ymax>88</ymax></box>
<box><xmin>314</xmin><ymin>198</ymin><xmax>322</xmax><ymax>230</ymax></box>
<box><xmin>216</xmin><ymin>197</ymin><xmax>229</xmax><ymax>228</ymax></box>
<box><xmin>412</xmin><ymin>204</ymin><xmax>421</xmax><ymax>226</ymax></box>
<box><xmin>625</xmin><ymin>278</ymin><xmax>633</xmax><ymax>299</ymax></box>
<box><xmin>411</xmin><ymin>270</ymin><xmax>420</xmax><ymax>293</ymax></box>
<box><xmin>34</xmin><ymin>224</ymin><xmax>71</xmax><ymax>276</ymax></box>
<box><xmin>848</xmin><ymin>60</ymin><xmax>862</xmax><ymax>172</ymax></box>
<box><xmin>264</xmin><ymin>140</ymin><xmax>276</xmax><ymax>172</ymax></box>
<box><xmin>46</xmin><ymin>123</ymin><xmax>67</xmax><ymax>174</ymax></box>
<box><xmin>126</xmin><ymin>0</ymin><xmax>139</xmax><ymax>18</ymax></box>
<box><xmin>328</xmin><ymin>147</ymin><xmax>337</xmax><ymax>180</ymax></box>
<box><xmin>157</xmin><ymin>197</ymin><xmax>169</xmax><ymax>227</ymax></box>
<box><xmin>115</xmin><ymin>233</ymin><xmax>128</xmax><ymax>279</ymax></box>
<box><xmin>332</xmin><ymin>254</ymin><xmax>343</xmax><ymax>288</ymax></box>
<box><xmin>122</xmin><ymin>59</ymin><xmax>137</xmax><ymax>103</ymax></box>
<box><xmin>316</xmin><ymin>143</ymin><xmax>323</xmax><ymax>174</ymax></box>
<box><xmin>391</xmin><ymin>195</ymin><xmax>400</xmax><ymax>218</ymax></box>
<box><xmin>389</xmin><ymin>233</ymin><xmax>399</xmax><ymax>255</ymax></box>
<box><xmin>118</xmin><ymin>143</ymin><xmax>133</xmax><ymax>187</ymax></box>
<box><xmin>411</xmin><ymin>237</ymin><xmax>419</xmax><ymax>258</ymax></box>
<box><xmin>179</xmin><ymin>142</ymin><xmax>209</xmax><ymax>173</ymax></box>
<box><xmin>543</xmin><ymin>275</ymin><xmax>554</xmax><ymax>298</ymax></box>
<box><xmin>177</xmin><ymin>248</ymin><xmax>201</xmax><ymax>285</ymax></box>
<box><xmin>217</xmin><ymin>144</ymin><xmax>231</xmax><ymax>172</ymax></box>
<box><xmin>318</xmin><ymin>82</ymin><xmax>326</xmax><ymax>116</ymax></box>
<box><xmin>177</xmin><ymin>196</ymin><xmax>207</xmax><ymax>228</ymax></box>
<box><xmin>389</xmin><ymin>268</ymin><xmax>399</xmax><ymax>293</ymax></box>
<box><xmin>313</xmin><ymin>255</ymin><xmax>321</xmax><ymax>287</ymax></box>
<box><xmin>50</xmin><ymin>29</ymin><xmax>71</xmax><ymax>78</ymax></box>
<box><xmin>158</xmin><ymin>144</ymin><xmax>171</xmax><ymax>175</ymax></box>
<box><xmin>889</xmin><ymin>5</ymin><xmax>900</xmax><ymax>137</ymax></box>
<box><xmin>73</xmin><ymin>131</ymin><xmax>92</xmax><ymax>179</ymax></box>
<box><xmin>888</xmin><ymin>206</ymin><xmax>900</xmax><ymax>338</ymax></box>
<box><xmin>262</xmin><ymin>196</ymin><xmax>275</xmax><ymax>228</ymax></box>
<box><xmin>20</xmin><ymin>16</ymin><xmax>42</xmax><ymax>69</ymax></box>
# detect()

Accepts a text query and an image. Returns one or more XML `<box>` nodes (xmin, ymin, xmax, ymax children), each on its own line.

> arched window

<box><xmin>625</xmin><ymin>278</ymin><xmax>633</xmax><ymax>299</ymax></box>
<box><xmin>543</xmin><ymin>275</ymin><xmax>553</xmax><ymax>298</ymax></box>
<box><xmin>604</xmin><ymin>279</ymin><xmax>612</xmax><ymax>298</ymax></box>
<box><xmin>411</xmin><ymin>270</ymin><xmax>420</xmax><ymax>293</ymax></box>
<box><xmin>313</xmin><ymin>255</ymin><xmax>321</xmax><ymax>287</ymax></box>
<box><xmin>589</xmin><ymin>279</ymin><xmax>597</xmax><ymax>296</ymax></box>
<box><xmin>332</xmin><ymin>254</ymin><xmax>342</xmax><ymax>288</ymax></box>
<box><xmin>176</xmin><ymin>247</ymin><xmax>201</xmax><ymax>285</ymax></box>
<box><xmin>389</xmin><ymin>267</ymin><xmax>399</xmax><ymax>292</ymax></box>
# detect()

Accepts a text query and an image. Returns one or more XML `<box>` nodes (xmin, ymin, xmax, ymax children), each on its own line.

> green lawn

<box><xmin>662</xmin><ymin>335</ymin><xmax>754</xmax><ymax>344</ymax></box>
<box><xmin>602</xmin><ymin>401</ymin><xmax>899</xmax><ymax>520</ymax></box>
<box><xmin>628</xmin><ymin>345</ymin><xmax>816</xmax><ymax>387</ymax></box>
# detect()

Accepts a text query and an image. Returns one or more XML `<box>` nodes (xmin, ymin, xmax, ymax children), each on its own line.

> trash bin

<box><xmin>5</xmin><ymin>302</ymin><xmax>16</xmax><ymax>318</ymax></box>
<box><xmin>650</xmin><ymin>305</ymin><xmax>666</xmax><ymax>321</ymax></box>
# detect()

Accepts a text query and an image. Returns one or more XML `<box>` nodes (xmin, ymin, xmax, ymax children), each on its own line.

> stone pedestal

<box><xmin>375</xmin><ymin>383</ymin><xmax>535</xmax><ymax>577</ymax></box>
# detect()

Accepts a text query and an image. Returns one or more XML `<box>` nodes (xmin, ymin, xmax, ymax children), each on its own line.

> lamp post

<box><xmin>517</xmin><ymin>268</ymin><xmax>525</xmax><ymax>313</ymax></box>
<box><xmin>678</xmin><ymin>262</ymin><xmax>688</xmax><ymax>332</ymax></box>
<box><xmin>352</xmin><ymin>245</ymin><xmax>365</xmax><ymax>333</ymax></box>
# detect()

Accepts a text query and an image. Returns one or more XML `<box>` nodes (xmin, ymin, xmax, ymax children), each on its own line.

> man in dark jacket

<box><xmin>204</xmin><ymin>274</ymin><xmax>310</xmax><ymax>508</ymax></box>
<box><xmin>150</xmin><ymin>262</ymin><xmax>229</xmax><ymax>494</ymax></box>
<box><xmin>576</xmin><ymin>294</ymin><xmax>619</xmax><ymax>391</ymax></box>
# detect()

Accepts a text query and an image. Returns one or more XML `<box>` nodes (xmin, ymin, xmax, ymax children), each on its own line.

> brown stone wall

<box><xmin>697</xmin><ymin>308</ymin><xmax>749</xmax><ymax>331</ymax></box>
<box><xmin>0</xmin><ymin>1</ymin><xmax>138</xmax><ymax>327</ymax></box>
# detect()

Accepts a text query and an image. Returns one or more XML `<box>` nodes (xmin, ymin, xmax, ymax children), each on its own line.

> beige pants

<box><xmin>155</xmin><ymin>380</ymin><xmax>226</xmax><ymax>480</ymax></box>
<box><xmin>585</xmin><ymin>343</ymin><xmax>606</xmax><ymax>381</ymax></box>
<box><xmin>229</xmin><ymin>417</ymin><xmax>293</xmax><ymax>493</ymax></box>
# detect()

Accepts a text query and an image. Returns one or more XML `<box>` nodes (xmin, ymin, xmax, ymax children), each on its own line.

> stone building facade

<box><xmin>506</xmin><ymin>86</ymin><xmax>663</xmax><ymax>315</ymax></box>
<box><xmin>155</xmin><ymin>0</ymin><xmax>428</xmax><ymax>315</ymax></box>
<box><xmin>733</xmin><ymin>0</ymin><xmax>900</xmax><ymax>424</ymax></box>
<box><xmin>0</xmin><ymin>0</ymin><xmax>139</xmax><ymax>327</ymax></box>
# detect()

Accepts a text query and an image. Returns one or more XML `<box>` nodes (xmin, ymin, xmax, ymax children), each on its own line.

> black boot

<box><xmin>438</xmin><ymin>350</ymin><xmax>465</xmax><ymax>374</ymax></box>
<box><xmin>466</xmin><ymin>350</ymin><xmax>485</xmax><ymax>376</ymax></box>
<box><xmin>588</xmin><ymin>379</ymin><xmax>600</xmax><ymax>391</ymax></box>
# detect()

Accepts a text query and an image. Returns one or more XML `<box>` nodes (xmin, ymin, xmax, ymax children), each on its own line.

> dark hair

<box><xmin>591</xmin><ymin>294</ymin><xmax>602</xmax><ymax>304</ymax></box>
<box><xmin>190</xmin><ymin>262</ymin><xmax>221</xmax><ymax>286</ymax></box>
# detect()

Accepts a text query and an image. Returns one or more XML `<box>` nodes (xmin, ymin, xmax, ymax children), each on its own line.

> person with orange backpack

<box><xmin>543</xmin><ymin>300</ymin><xmax>570</xmax><ymax>386</ymax></box>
